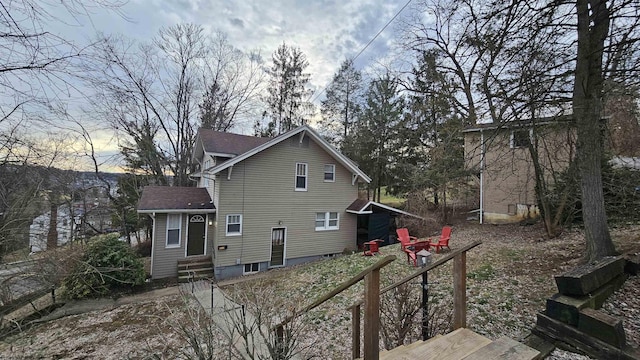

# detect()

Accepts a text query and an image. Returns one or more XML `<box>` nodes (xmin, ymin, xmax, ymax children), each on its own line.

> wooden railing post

<box><xmin>453</xmin><ymin>251</ymin><xmax>467</xmax><ymax>329</ymax></box>
<box><xmin>351</xmin><ymin>304</ymin><xmax>361</xmax><ymax>360</ymax></box>
<box><xmin>363</xmin><ymin>268</ymin><xmax>380</xmax><ymax>360</ymax></box>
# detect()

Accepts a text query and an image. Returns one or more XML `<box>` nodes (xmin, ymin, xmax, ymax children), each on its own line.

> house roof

<box><xmin>346</xmin><ymin>199</ymin><xmax>424</xmax><ymax>219</ymax></box>
<box><xmin>137</xmin><ymin>186</ymin><xmax>215</xmax><ymax>213</ymax></box>
<box><xmin>207</xmin><ymin>125</ymin><xmax>372</xmax><ymax>183</ymax></box>
<box><xmin>198</xmin><ymin>129</ymin><xmax>272</xmax><ymax>157</ymax></box>
<box><xmin>462</xmin><ymin>115</ymin><xmax>574</xmax><ymax>133</ymax></box>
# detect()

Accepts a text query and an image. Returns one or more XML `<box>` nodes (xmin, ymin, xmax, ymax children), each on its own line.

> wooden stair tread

<box><xmin>406</xmin><ymin>328</ymin><xmax>492</xmax><ymax>360</ymax></box>
<box><xmin>461</xmin><ymin>336</ymin><xmax>541</xmax><ymax>360</ymax></box>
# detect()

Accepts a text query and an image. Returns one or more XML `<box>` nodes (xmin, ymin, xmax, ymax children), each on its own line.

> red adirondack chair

<box><xmin>404</xmin><ymin>248</ymin><xmax>417</xmax><ymax>267</ymax></box>
<box><xmin>362</xmin><ymin>239</ymin><xmax>383</xmax><ymax>256</ymax></box>
<box><xmin>430</xmin><ymin>226</ymin><xmax>452</xmax><ymax>253</ymax></box>
<box><xmin>396</xmin><ymin>228</ymin><xmax>418</xmax><ymax>250</ymax></box>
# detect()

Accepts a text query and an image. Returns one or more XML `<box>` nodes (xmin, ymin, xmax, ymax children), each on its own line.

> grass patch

<box><xmin>467</xmin><ymin>263</ymin><xmax>496</xmax><ymax>281</ymax></box>
<box><xmin>379</xmin><ymin>186</ymin><xmax>405</xmax><ymax>208</ymax></box>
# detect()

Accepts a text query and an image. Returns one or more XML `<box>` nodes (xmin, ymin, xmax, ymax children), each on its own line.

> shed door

<box><xmin>270</xmin><ymin>228</ymin><xmax>286</xmax><ymax>267</ymax></box>
<box><xmin>187</xmin><ymin>214</ymin><xmax>206</xmax><ymax>256</ymax></box>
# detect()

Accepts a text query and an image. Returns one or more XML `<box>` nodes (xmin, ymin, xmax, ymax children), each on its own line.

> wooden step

<box><xmin>461</xmin><ymin>336</ymin><xmax>541</xmax><ymax>360</ymax></box>
<box><xmin>377</xmin><ymin>328</ymin><xmax>491</xmax><ymax>360</ymax></box>
<box><xmin>177</xmin><ymin>255</ymin><xmax>211</xmax><ymax>264</ymax></box>
<box><xmin>178</xmin><ymin>261</ymin><xmax>213</xmax><ymax>271</ymax></box>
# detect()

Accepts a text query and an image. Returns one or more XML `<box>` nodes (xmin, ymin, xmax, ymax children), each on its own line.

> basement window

<box><xmin>243</xmin><ymin>263</ymin><xmax>260</xmax><ymax>274</ymax></box>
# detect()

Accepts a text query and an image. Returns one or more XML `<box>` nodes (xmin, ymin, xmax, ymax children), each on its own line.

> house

<box><xmin>29</xmin><ymin>205</ymin><xmax>75</xmax><ymax>253</ymax></box>
<box><xmin>463</xmin><ymin>116</ymin><xmax>575</xmax><ymax>224</ymax></box>
<box><xmin>138</xmin><ymin>125</ymin><xmax>380</xmax><ymax>280</ymax></box>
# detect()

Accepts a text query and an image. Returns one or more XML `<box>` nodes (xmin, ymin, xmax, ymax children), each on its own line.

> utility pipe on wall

<box><xmin>479</xmin><ymin>130</ymin><xmax>484</xmax><ymax>225</ymax></box>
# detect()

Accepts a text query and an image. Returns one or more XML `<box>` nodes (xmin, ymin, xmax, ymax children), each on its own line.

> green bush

<box><xmin>63</xmin><ymin>233</ymin><xmax>146</xmax><ymax>299</ymax></box>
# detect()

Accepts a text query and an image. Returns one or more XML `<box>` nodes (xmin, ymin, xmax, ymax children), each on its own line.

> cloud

<box><xmin>229</xmin><ymin>18</ymin><xmax>244</xmax><ymax>28</ymax></box>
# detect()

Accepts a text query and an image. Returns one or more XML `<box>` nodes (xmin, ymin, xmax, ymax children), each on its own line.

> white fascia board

<box><xmin>369</xmin><ymin>201</ymin><xmax>425</xmax><ymax>219</ymax></box>
<box><xmin>346</xmin><ymin>209</ymin><xmax>373</xmax><ymax>215</ymax></box>
<box><xmin>208</xmin><ymin>125</ymin><xmax>372</xmax><ymax>183</ymax></box>
<box><xmin>138</xmin><ymin>209</ymin><xmax>216</xmax><ymax>214</ymax></box>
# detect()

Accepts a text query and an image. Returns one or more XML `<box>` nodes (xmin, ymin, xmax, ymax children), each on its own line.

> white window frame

<box><xmin>323</xmin><ymin>164</ymin><xmax>335</xmax><ymax>182</ymax></box>
<box><xmin>243</xmin><ymin>262</ymin><xmax>260</xmax><ymax>275</ymax></box>
<box><xmin>226</xmin><ymin>214</ymin><xmax>242</xmax><ymax>236</ymax></box>
<box><xmin>166</xmin><ymin>214</ymin><xmax>181</xmax><ymax>248</ymax></box>
<box><xmin>510</xmin><ymin>129</ymin><xmax>533</xmax><ymax>149</ymax></box>
<box><xmin>315</xmin><ymin>212</ymin><xmax>339</xmax><ymax>231</ymax></box>
<box><xmin>295</xmin><ymin>162</ymin><xmax>308</xmax><ymax>191</ymax></box>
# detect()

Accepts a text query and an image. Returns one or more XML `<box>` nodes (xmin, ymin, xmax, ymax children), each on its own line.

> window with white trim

<box><xmin>166</xmin><ymin>214</ymin><xmax>181</xmax><ymax>247</ymax></box>
<box><xmin>315</xmin><ymin>212</ymin><xmax>339</xmax><ymax>231</ymax></box>
<box><xmin>295</xmin><ymin>163</ymin><xmax>308</xmax><ymax>191</ymax></box>
<box><xmin>324</xmin><ymin>164</ymin><xmax>335</xmax><ymax>182</ymax></box>
<box><xmin>243</xmin><ymin>263</ymin><xmax>260</xmax><ymax>274</ymax></box>
<box><xmin>226</xmin><ymin>214</ymin><xmax>242</xmax><ymax>236</ymax></box>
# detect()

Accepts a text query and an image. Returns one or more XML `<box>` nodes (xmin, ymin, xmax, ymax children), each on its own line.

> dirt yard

<box><xmin>0</xmin><ymin>222</ymin><xmax>638</xmax><ymax>359</ymax></box>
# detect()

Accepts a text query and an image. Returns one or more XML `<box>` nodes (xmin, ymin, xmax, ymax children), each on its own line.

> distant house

<box><xmin>29</xmin><ymin>205</ymin><xmax>75</xmax><ymax>253</ymax></box>
<box><xmin>463</xmin><ymin>116</ymin><xmax>575</xmax><ymax>224</ymax></box>
<box><xmin>139</xmin><ymin>125</ymin><xmax>420</xmax><ymax>280</ymax></box>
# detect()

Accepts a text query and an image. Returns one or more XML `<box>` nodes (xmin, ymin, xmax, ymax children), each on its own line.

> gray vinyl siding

<box><xmin>152</xmin><ymin>213</ymin><xmax>214</xmax><ymax>279</ymax></box>
<box><xmin>214</xmin><ymin>137</ymin><xmax>359</xmax><ymax>268</ymax></box>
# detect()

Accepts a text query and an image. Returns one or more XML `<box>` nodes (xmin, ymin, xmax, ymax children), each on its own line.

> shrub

<box><xmin>62</xmin><ymin>233</ymin><xmax>145</xmax><ymax>299</ymax></box>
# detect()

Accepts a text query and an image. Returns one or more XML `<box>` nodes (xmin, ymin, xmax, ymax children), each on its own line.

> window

<box><xmin>295</xmin><ymin>163</ymin><xmax>308</xmax><ymax>191</ymax></box>
<box><xmin>166</xmin><ymin>214</ymin><xmax>181</xmax><ymax>247</ymax></box>
<box><xmin>243</xmin><ymin>263</ymin><xmax>260</xmax><ymax>274</ymax></box>
<box><xmin>315</xmin><ymin>212</ymin><xmax>339</xmax><ymax>231</ymax></box>
<box><xmin>511</xmin><ymin>129</ymin><xmax>531</xmax><ymax>148</ymax></box>
<box><xmin>226</xmin><ymin>214</ymin><xmax>242</xmax><ymax>236</ymax></box>
<box><xmin>324</xmin><ymin>164</ymin><xmax>335</xmax><ymax>182</ymax></box>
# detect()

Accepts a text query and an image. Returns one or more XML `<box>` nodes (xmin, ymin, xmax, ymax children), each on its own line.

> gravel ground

<box><xmin>0</xmin><ymin>222</ymin><xmax>637</xmax><ymax>359</ymax></box>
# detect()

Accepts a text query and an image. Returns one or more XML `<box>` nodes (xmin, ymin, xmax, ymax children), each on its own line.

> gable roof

<box><xmin>198</xmin><ymin>129</ymin><xmax>272</xmax><ymax>157</ymax></box>
<box><xmin>346</xmin><ymin>199</ymin><xmax>424</xmax><ymax>219</ymax></box>
<box><xmin>207</xmin><ymin>125</ymin><xmax>372</xmax><ymax>183</ymax></box>
<box><xmin>137</xmin><ymin>186</ymin><xmax>215</xmax><ymax>213</ymax></box>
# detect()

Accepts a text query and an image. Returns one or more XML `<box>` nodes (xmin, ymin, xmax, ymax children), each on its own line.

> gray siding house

<box><xmin>137</xmin><ymin>125</ymin><xmax>372</xmax><ymax>280</ymax></box>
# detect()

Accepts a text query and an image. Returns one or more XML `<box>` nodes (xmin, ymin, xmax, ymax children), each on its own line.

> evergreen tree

<box><xmin>259</xmin><ymin>43</ymin><xmax>313</xmax><ymax>136</ymax></box>
<box><xmin>319</xmin><ymin>59</ymin><xmax>363</xmax><ymax>146</ymax></box>
<box><xmin>351</xmin><ymin>74</ymin><xmax>405</xmax><ymax>202</ymax></box>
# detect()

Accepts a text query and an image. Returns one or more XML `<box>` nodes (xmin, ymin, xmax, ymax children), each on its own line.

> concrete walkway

<box><xmin>187</xmin><ymin>280</ymin><xmax>277</xmax><ymax>360</ymax></box>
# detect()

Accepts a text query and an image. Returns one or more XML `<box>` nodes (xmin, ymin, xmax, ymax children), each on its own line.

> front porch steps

<box><xmin>369</xmin><ymin>328</ymin><xmax>540</xmax><ymax>360</ymax></box>
<box><xmin>177</xmin><ymin>256</ymin><xmax>214</xmax><ymax>283</ymax></box>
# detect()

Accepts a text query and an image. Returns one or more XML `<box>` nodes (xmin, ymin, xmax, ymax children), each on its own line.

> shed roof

<box><xmin>346</xmin><ymin>199</ymin><xmax>424</xmax><ymax>219</ymax></box>
<box><xmin>137</xmin><ymin>186</ymin><xmax>215</xmax><ymax>213</ymax></box>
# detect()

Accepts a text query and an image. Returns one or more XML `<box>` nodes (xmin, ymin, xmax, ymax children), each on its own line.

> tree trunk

<box><xmin>573</xmin><ymin>0</ymin><xmax>617</xmax><ymax>261</ymax></box>
<box><xmin>47</xmin><ymin>203</ymin><xmax>58</xmax><ymax>250</ymax></box>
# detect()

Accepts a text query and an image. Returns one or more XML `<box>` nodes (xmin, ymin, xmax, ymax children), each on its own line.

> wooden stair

<box><xmin>177</xmin><ymin>256</ymin><xmax>214</xmax><ymax>283</ymax></box>
<box><xmin>368</xmin><ymin>328</ymin><xmax>540</xmax><ymax>360</ymax></box>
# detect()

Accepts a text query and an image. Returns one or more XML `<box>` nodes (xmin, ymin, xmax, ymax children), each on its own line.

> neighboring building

<box><xmin>463</xmin><ymin>116</ymin><xmax>575</xmax><ymax>224</ymax></box>
<box><xmin>29</xmin><ymin>205</ymin><xmax>75</xmax><ymax>253</ymax></box>
<box><xmin>138</xmin><ymin>125</ymin><xmax>379</xmax><ymax>280</ymax></box>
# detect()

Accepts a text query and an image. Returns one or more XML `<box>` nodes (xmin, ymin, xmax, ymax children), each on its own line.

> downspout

<box><xmin>149</xmin><ymin>212</ymin><xmax>156</xmax><ymax>279</ymax></box>
<box><xmin>479</xmin><ymin>130</ymin><xmax>485</xmax><ymax>225</ymax></box>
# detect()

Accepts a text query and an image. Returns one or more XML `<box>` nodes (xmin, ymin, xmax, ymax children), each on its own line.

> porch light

<box><xmin>416</xmin><ymin>249</ymin><xmax>432</xmax><ymax>268</ymax></box>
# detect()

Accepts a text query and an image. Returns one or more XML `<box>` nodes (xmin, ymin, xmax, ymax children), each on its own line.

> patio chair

<box><xmin>404</xmin><ymin>248</ymin><xmax>417</xmax><ymax>267</ymax></box>
<box><xmin>429</xmin><ymin>226</ymin><xmax>452</xmax><ymax>253</ymax></box>
<box><xmin>362</xmin><ymin>239</ymin><xmax>383</xmax><ymax>256</ymax></box>
<box><xmin>396</xmin><ymin>228</ymin><xmax>418</xmax><ymax>250</ymax></box>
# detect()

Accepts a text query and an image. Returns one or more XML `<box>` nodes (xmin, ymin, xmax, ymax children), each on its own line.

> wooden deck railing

<box><xmin>273</xmin><ymin>255</ymin><xmax>396</xmax><ymax>357</ymax></box>
<box><xmin>348</xmin><ymin>240</ymin><xmax>482</xmax><ymax>359</ymax></box>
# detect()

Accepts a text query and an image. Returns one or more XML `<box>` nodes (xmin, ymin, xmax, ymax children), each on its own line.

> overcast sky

<box><xmin>71</xmin><ymin>0</ymin><xmax>410</xmax><ymax>96</ymax></box>
<box><xmin>44</xmin><ymin>0</ymin><xmax>413</xmax><ymax>171</ymax></box>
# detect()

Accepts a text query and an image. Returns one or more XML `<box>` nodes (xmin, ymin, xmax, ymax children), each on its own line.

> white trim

<box><xmin>206</xmin><ymin>125</ymin><xmax>371</xmax><ymax>183</ymax></box>
<box><xmin>269</xmin><ymin>226</ymin><xmax>287</xmax><ymax>268</ymax></box>
<box><xmin>315</xmin><ymin>211</ymin><xmax>340</xmax><ymax>231</ymax></box>
<box><xmin>150</xmin><ymin>214</ymin><xmax>156</xmax><ymax>278</ymax></box>
<box><xmin>165</xmin><ymin>213</ymin><xmax>182</xmax><ymax>248</ymax></box>
<box><xmin>138</xmin><ymin>209</ymin><xmax>216</xmax><ymax>214</ymax></box>
<box><xmin>227</xmin><ymin>166</ymin><xmax>233</xmax><ymax>180</ymax></box>
<box><xmin>324</xmin><ymin>164</ymin><xmax>336</xmax><ymax>182</ymax></box>
<box><xmin>295</xmin><ymin>162</ymin><xmax>308</xmax><ymax>191</ymax></box>
<box><xmin>184</xmin><ymin>214</ymin><xmax>207</xmax><ymax>257</ymax></box>
<box><xmin>242</xmin><ymin>262</ymin><xmax>260</xmax><ymax>275</ymax></box>
<box><xmin>347</xmin><ymin>200</ymin><xmax>425</xmax><ymax>219</ymax></box>
<box><xmin>225</xmin><ymin>214</ymin><xmax>242</xmax><ymax>236</ymax></box>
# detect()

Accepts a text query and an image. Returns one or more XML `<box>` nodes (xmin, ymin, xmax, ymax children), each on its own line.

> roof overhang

<box><xmin>346</xmin><ymin>200</ymin><xmax>424</xmax><ymax>219</ymax></box>
<box><xmin>138</xmin><ymin>209</ymin><xmax>217</xmax><ymax>214</ymax></box>
<box><xmin>208</xmin><ymin>125</ymin><xmax>372</xmax><ymax>183</ymax></box>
